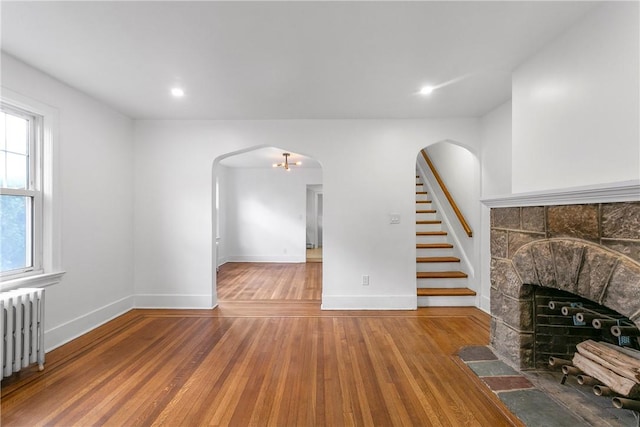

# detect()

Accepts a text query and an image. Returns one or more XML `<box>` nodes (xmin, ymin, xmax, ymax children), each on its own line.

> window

<box><xmin>0</xmin><ymin>104</ymin><xmax>41</xmax><ymax>278</ymax></box>
<box><xmin>0</xmin><ymin>90</ymin><xmax>63</xmax><ymax>290</ymax></box>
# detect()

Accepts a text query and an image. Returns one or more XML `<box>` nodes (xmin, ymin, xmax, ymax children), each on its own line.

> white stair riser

<box><xmin>416</xmin><ymin>213</ymin><xmax>438</xmax><ymax>221</ymax></box>
<box><xmin>417</xmin><ymin>295</ymin><xmax>476</xmax><ymax>307</ymax></box>
<box><xmin>417</xmin><ymin>277</ymin><xmax>468</xmax><ymax>288</ymax></box>
<box><xmin>416</xmin><ymin>248</ymin><xmax>455</xmax><ymax>257</ymax></box>
<box><xmin>416</xmin><ymin>223</ymin><xmax>443</xmax><ymax>232</ymax></box>
<box><xmin>416</xmin><ymin>235</ymin><xmax>448</xmax><ymax>244</ymax></box>
<box><xmin>416</xmin><ymin>262</ymin><xmax>461</xmax><ymax>272</ymax></box>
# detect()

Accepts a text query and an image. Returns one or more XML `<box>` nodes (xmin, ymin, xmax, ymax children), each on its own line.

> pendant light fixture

<box><xmin>272</xmin><ymin>152</ymin><xmax>301</xmax><ymax>171</ymax></box>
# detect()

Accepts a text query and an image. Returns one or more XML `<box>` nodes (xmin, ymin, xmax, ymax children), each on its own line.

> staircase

<box><xmin>415</xmin><ymin>175</ymin><xmax>476</xmax><ymax>306</ymax></box>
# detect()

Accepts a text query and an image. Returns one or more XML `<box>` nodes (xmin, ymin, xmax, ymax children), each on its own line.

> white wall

<box><xmin>424</xmin><ymin>142</ymin><xmax>480</xmax><ymax>238</ymax></box>
<box><xmin>317</xmin><ymin>194</ymin><xmax>323</xmax><ymax>247</ymax></box>
<box><xmin>1</xmin><ymin>53</ymin><xmax>135</xmax><ymax>350</ymax></box>
<box><xmin>224</xmin><ymin>167</ymin><xmax>322</xmax><ymax>262</ymax></box>
<box><xmin>306</xmin><ymin>187</ymin><xmax>316</xmax><ymax>247</ymax></box>
<box><xmin>306</xmin><ymin>185</ymin><xmax>323</xmax><ymax>249</ymax></box>
<box><xmin>478</xmin><ymin>100</ymin><xmax>512</xmax><ymax>312</ymax></box>
<box><xmin>215</xmin><ymin>164</ymin><xmax>230</xmax><ymax>267</ymax></box>
<box><xmin>512</xmin><ymin>2</ymin><xmax>640</xmax><ymax>193</ymax></box>
<box><xmin>421</xmin><ymin>142</ymin><xmax>480</xmax><ymax>279</ymax></box>
<box><xmin>480</xmin><ymin>100</ymin><xmax>512</xmax><ymax>198</ymax></box>
<box><xmin>133</xmin><ymin>119</ymin><xmax>479</xmax><ymax>310</ymax></box>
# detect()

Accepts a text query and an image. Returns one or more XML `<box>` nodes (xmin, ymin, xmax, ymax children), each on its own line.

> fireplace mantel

<box><xmin>482</xmin><ymin>180</ymin><xmax>640</xmax><ymax>208</ymax></box>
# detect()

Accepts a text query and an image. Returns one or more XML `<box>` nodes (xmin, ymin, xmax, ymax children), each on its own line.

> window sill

<box><xmin>0</xmin><ymin>271</ymin><xmax>65</xmax><ymax>292</ymax></box>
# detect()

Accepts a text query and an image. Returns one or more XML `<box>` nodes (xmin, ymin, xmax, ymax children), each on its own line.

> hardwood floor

<box><xmin>217</xmin><ymin>262</ymin><xmax>322</xmax><ymax>301</ymax></box>
<box><xmin>1</xmin><ymin>263</ymin><xmax>521</xmax><ymax>426</ymax></box>
<box><xmin>306</xmin><ymin>247</ymin><xmax>323</xmax><ymax>263</ymax></box>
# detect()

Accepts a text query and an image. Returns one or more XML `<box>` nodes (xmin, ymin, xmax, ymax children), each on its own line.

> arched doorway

<box><xmin>415</xmin><ymin>140</ymin><xmax>480</xmax><ymax>307</ymax></box>
<box><xmin>213</xmin><ymin>146</ymin><xmax>323</xmax><ymax>302</ymax></box>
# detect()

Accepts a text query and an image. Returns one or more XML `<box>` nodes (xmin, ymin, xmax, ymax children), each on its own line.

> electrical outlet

<box><xmin>390</xmin><ymin>214</ymin><xmax>400</xmax><ymax>224</ymax></box>
<box><xmin>362</xmin><ymin>275</ymin><xmax>369</xmax><ymax>286</ymax></box>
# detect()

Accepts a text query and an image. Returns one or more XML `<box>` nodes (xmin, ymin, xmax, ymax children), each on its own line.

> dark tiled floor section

<box><xmin>458</xmin><ymin>345</ymin><xmax>583</xmax><ymax>426</ymax></box>
<box><xmin>526</xmin><ymin>370</ymin><xmax>638</xmax><ymax>427</ymax></box>
<box><xmin>467</xmin><ymin>360</ymin><xmax>519</xmax><ymax>377</ymax></box>
<box><xmin>499</xmin><ymin>389</ymin><xmax>581</xmax><ymax>427</ymax></box>
<box><xmin>457</xmin><ymin>345</ymin><xmax>498</xmax><ymax>362</ymax></box>
<box><xmin>483</xmin><ymin>375</ymin><xmax>534</xmax><ymax>392</ymax></box>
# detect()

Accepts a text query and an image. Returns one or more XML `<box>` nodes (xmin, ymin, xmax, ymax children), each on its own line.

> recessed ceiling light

<box><xmin>171</xmin><ymin>87</ymin><xmax>185</xmax><ymax>97</ymax></box>
<box><xmin>419</xmin><ymin>86</ymin><xmax>435</xmax><ymax>96</ymax></box>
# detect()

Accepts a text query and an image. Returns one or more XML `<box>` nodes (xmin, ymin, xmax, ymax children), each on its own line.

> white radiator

<box><xmin>1</xmin><ymin>288</ymin><xmax>45</xmax><ymax>379</ymax></box>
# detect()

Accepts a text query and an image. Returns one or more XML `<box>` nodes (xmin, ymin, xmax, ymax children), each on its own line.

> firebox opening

<box><xmin>534</xmin><ymin>287</ymin><xmax>640</xmax><ymax>370</ymax></box>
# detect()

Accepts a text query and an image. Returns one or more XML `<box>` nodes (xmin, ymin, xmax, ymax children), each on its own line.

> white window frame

<box><xmin>0</xmin><ymin>88</ymin><xmax>64</xmax><ymax>291</ymax></box>
<box><xmin>1</xmin><ymin>104</ymin><xmax>42</xmax><ymax>278</ymax></box>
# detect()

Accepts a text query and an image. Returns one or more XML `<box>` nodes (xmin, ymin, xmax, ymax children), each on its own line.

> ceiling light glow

<box><xmin>419</xmin><ymin>86</ymin><xmax>434</xmax><ymax>96</ymax></box>
<box><xmin>273</xmin><ymin>153</ymin><xmax>301</xmax><ymax>171</ymax></box>
<box><xmin>171</xmin><ymin>87</ymin><xmax>185</xmax><ymax>97</ymax></box>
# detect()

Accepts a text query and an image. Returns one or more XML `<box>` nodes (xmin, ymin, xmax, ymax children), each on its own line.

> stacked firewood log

<box><xmin>552</xmin><ymin>340</ymin><xmax>640</xmax><ymax>411</ymax></box>
<box><xmin>545</xmin><ymin>299</ymin><xmax>640</xmax><ymax>411</ymax></box>
<box><xmin>573</xmin><ymin>340</ymin><xmax>640</xmax><ymax>396</ymax></box>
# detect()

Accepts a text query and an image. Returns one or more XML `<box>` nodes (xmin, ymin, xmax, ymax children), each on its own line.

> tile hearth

<box><xmin>458</xmin><ymin>346</ymin><xmax>638</xmax><ymax>426</ymax></box>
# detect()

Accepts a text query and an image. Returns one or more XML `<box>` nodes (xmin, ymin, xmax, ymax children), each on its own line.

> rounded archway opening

<box><xmin>414</xmin><ymin>140</ymin><xmax>481</xmax><ymax>307</ymax></box>
<box><xmin>212</xmin><ymin>146</ymin><xmax>324</xmax><ymax>303</ymax></box>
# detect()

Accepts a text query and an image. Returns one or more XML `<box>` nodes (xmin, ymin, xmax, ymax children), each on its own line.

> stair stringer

<box><xmin>416</xmin><ymin>162</ymin><xmax>475</xmax><ymax>291</ymax></box>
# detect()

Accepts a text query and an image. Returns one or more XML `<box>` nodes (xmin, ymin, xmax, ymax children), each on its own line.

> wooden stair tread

<box><xmin>416</xmin><ymin>231</ymin><xmax>447</xmax><ymax>236</ymax></box>
<box><xmin>417</xmin><ymin>288</ymin><xmax>476</xmax><ymax>297</ymax></box>
<box><xmin>416</xmin><ymin>220</ymin><xmax>441</xmax><ymax>224</ymax></box>
<box><xmin>416</xmin><ymin>200</ymin><xmax>433</xmax><ymax>204</ymax></box>
<box><xmin>416</xmin><ymin>256</ymin><xmax>460</xmax><ymax>263</ymax></box>
<box><xmin>417</xmin><ymin>243</ymin><xmax>453</xmax><ymax>249</ymax></box>
<box><xmin>417</xmin><ymin>271</ymin><xmax>468</xmax><ymax>279</ymax></box>
<box><xmin>416</xmin><ymin>191</ymin><xmax>428</xmax><ymax>195</ymax></box>
<box><xmin>416</xmin><ymin>210</ymin><xmax>436</xmax><ymax>214</ymax></box>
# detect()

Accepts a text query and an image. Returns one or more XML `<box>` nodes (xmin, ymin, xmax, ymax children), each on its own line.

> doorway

<box><xmin>306</xmin><ymin>185</ymin><xmax>323</xmax><ymax>263</ymax></box>
<box><xmin>214</xmin><ymin>146</ymin><xmax>323</xmax><ymax>301</ymax></box>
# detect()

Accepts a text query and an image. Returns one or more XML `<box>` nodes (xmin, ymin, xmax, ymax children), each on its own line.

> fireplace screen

<box><xmin>533</xmin><ymin>287</ymin><xmax>640</xmax><ymax>369</ymax></box>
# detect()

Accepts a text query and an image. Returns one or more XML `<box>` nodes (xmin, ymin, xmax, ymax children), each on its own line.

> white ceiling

<box><xmin>0</xmin><ymin>1</ymin><xmax>598</xmax><ymax>121</ymax></box>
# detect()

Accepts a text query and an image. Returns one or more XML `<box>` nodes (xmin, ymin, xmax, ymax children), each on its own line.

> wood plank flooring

<box><xmin>1</xmin><ymin>263</ymin><xmax>521</xmax><ymax>426</ymax></box>
<box><xmin>216</xmin><ymin>262</ymin><xmax>322</xmax><ymax>301</ymax></box>
<box><xmin>306</xmin><ymin>247</ymin><xmax>323</xmax><ymax>263</ymax></box>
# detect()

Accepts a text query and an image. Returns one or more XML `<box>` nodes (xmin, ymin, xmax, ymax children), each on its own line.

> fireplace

<box><xmin>489</xmin><ymin>202</ymin><xmax>640</xmax><ymax>369</ymax></box>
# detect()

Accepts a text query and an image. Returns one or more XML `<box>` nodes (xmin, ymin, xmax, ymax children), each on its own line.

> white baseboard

<box><xmin>44</xmin><ymin>294</ymin><xmax>216</xmax><ymax>353</ymax></box>
<box><xmin>321</xmin><ymin>295</ymin><xmax>417</xmax><ymax>310</ymax></box>
<box><xmin>480</xmin><ymin>295</ymin><xmax>491</xmax><ymax>313</ymax></box>
<box><xmin>45</xmin><ymin>295</ymin><xmax>134</xmax><ymax>352</ymax></box>
<box><xmin>134</xmin><ymin>294</ymin><xmax>216</xmax><ymax>309</ymax></box>
<box><xmin>227</xmin><ymin>255</ymin><xmax>306</xmax><ymax>263</ymax></box>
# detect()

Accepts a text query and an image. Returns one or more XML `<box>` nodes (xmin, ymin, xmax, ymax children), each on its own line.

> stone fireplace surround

<box><xmin>489</xmin><ymin>201</ymin><xmax>640</xmax><ymax>369</ymax></box>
